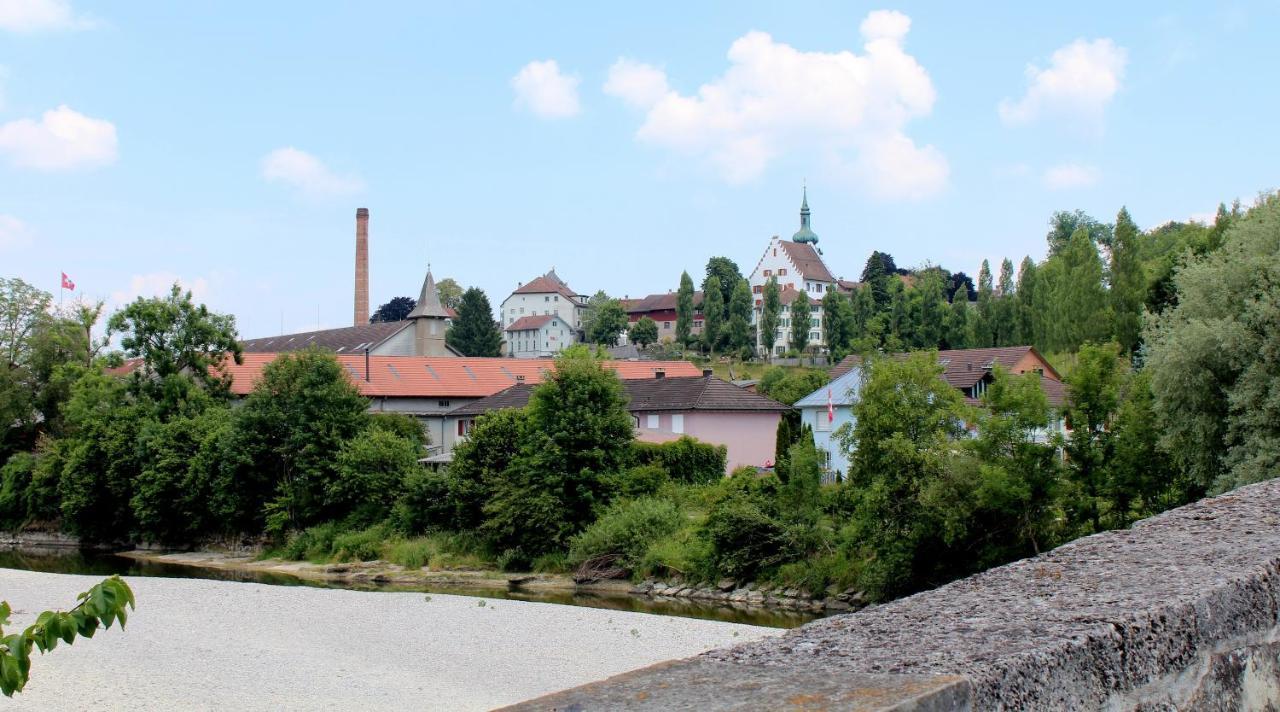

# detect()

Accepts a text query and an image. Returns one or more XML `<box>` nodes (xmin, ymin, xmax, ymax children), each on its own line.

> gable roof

<box><xmin>795</xmin><ymin>368</ymin><xmax>863</xmax><ymax>408</ymax></box>
<box><xmin>778</xmin><ymin>285</ymin><xmax>814</xmax><ymax>307</ymax></box>
<box><xmin>504</xmin><ymin>314</ymin><xmax>561</xmax><ymax>332</ymax></box>
<box><xmin>511</xmin><ymin>270</ymin><xmax>579</xmax><ymax>299</ymax></box>
<box><xmin>827</xmin><ymin>346</ymin><xmax>1067</xmax><ymax>407</ymax></box>
<box><xmin>240</xmin><ymin>321</ymin><xmax>412</xmax><ymax>355</ymax></box>
<box><xmin>448</xmin><ymin>375</ymin><xmax>789</xmax><ymax>418</ymax></box>
<box><xmin>624</xmin><ymin>291</ymin><xmax>705</xmax><ymax>314</ymax></box>
<box><xmin>407</xmin><ymin>269</ymin><xmax>450</xmax><ymax>319</ymax></box>
<box><xmin>215</xmin><ymin>354</ymin><xmax>702</xmax><ymax>398</ymax></box>
<box><xmin>779</xmin><ymin>241</ymin><xmax>835</xmax><ymax>283</ymax></box>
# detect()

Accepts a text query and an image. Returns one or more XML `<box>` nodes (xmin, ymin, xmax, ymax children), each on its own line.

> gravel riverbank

<box><xmin>0</xmin><ymin>568</ymin><xmax>776</xmax><ymax>711</ymax></box>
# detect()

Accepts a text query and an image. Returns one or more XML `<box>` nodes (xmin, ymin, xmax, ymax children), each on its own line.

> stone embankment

<box><xmin>508</xmin><ymin>477</ymin><xmax>1280</xmax><ymax>711</ymax></box>
<box><xmin>631</xmin><ymin>578</ymin><xmax>864</xmax><ymax>614</ymax></box>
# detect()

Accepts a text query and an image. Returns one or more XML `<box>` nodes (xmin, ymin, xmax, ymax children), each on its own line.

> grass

<box><xmin>274</xmin><ymin>525</ymin><xmax>495</xmax><ymax>571</ymax></box>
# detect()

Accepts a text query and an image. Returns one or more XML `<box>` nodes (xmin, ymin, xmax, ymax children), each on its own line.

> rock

<box><xmin>746</xmin><ymin>591</ymin><xmax>765</xmax><ymax>603</ymax></box>
<box><xmin>728</xmin><ymin>589</ymin><xmax>749</xmax><ymax>602</ymax></box>
<box><xmin>824</xmin><ymin>599</ymin><xmax>852</xmax><ymax>611</ymax></box>
<box><xmin>782</xmin><ymin>588</ymin><xmax>799</xmax><ymax>598</ymax></box>
<box><xmin>743</xmin><ymin>582</ymin><xmax>756</xmax><ymax>591</ymax></box>
<box><xmin>717</xmin><ymin>578</ymin><xmax>736</xmax><ymax>592</ymax></box>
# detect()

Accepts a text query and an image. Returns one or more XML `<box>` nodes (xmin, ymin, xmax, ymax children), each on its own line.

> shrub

<box><xmin>394</xmin><ymin>469</ymin><xmax>485</xmax><ymax>534</ymax></box>
<box><xmin>281</xmin><ymin>522</ymin><xmax>340</xmax><ymax>562</ymax></box>
<box><xmin>567</xmin><ymin>498</ymin><xmax>683</xmax><ymax>573</ymax></box>
<box><xmin>607</xmin><ymin>463</ymin><xmax>670</xmax><ymax>499</ymax></box>
<box><xmin>330</xmin><ymin>428</ymin><xmax>421</xmax><ymax>528</ymax></box>
<box><xmin>632</xmin><ymin>436</ymin><xmax>726</xmax><ymax>484</ymax></box>
<box><xmin>496</xmin><ymin>547</ymin><xmax>530</xmax><ymax>572</ymax></box>
<box><xmin>331</xmin><ymin>524</ymin><xmax>389</xmax><ymax>562</ymax></box>
<box><xmin>366</xmin><ymin>412</ymin><xmax>430</xmax><ymax>450</ymax></box>
<box><xmin>385</xmin><ymin>537</ymin><xmax>433</xmax><ymax>569</ymax></box>
<box><xmin>0</xmin><ymin>453</ymin><xmax>37</xmax><ymax>529</ymax></box>
<box><xmin>636</xmin><ymin>529</ymin><xmax>712</xmax><ymax>581</ymax></box>
<box><xmin>702</xmin><ymin>493</ymin><xmax>797</xmax><ymax>581</ymax></box>
<box><xmin>531</xmin><ymin>551</ymin><xmax>570</xmax><ymax>574</ymax></box>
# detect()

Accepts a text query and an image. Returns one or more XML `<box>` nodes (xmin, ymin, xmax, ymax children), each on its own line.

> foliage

<box><xmin>675</xmin><ymin>271</ymin><xmax>695</xmax><ymax>347</ymax></box>
<box><xmin>702</xmin><ymin>257</ymin><xmax>742</xmax><ymax>317</ymax></box>
<box><xmin>1047</xmin><ymin>209</ymin><xmax>1112</xmax><ymax>256</ymax></box>
<box><xmin>0</xmin><ymin>576</ymin><xmax>135</xmax><ymax>697</ymax></box>
<box><xmin>701</xmin><ymin>276</ymin><xmax>724</xmax><ymax>353</ymax></box>
<box><xmin>446</xmin><ymin>287</ymin><xmax>502</xmax><ymax>357</ymax></box>
<box><xmin>330</xmin><ymin>428</ymin><xmax>423</xmax><ymax>528</ymax></box>
<box><xmin>370</xmin><ymin>296</ymin><xmax>416</xmax><ymax>323</ymax></box>
<box><xmin>703</xmin><ymin>492</ymin><xmax>797</xmax><ymax>581</ymax></box>
<box><xmin>724</xmin><ymin>279</ymin><xmax>753</xmax><ymax>354</ymax></box>
<box><xmin>760</xmin><ymin>277</ymin><xmax>781</xmax><ymax>358</ymax></box>
<box><xmin>131</xmin><ymin>407</ymin><xmax>235</xmax><ymax>543</ymax></box>
<box><xmin>606</xmin><ymin>463</ymin><xmax>671</xmax><ymax>499</ymax></box>
<box><xmin>1110</xmin><ymin>207</ymin><xmax>1145</xmax><ymax>354</ymax></box>
<box><xmin>628</xmin><ymin>316</ymin><xmax>658</xmax><ymax>348</ymax></box>
<box><xmin>631</xmin><ymin>436</ymin><xmax>725</xmax><ymax>485</ymax></box>
<box><xmin>0</xmin><ymin>453</ymin><xmax>37</xmax><ymax>529</ymax></box>
<box><xmin>583</xmin><ymin>292</ymin><xmax>628</xmax><ymax>346</ymax></box>
<box><xmin>567</xmin><ymin>497</ymin><xmax>683</xmax><ymax>573</ymax></box>
<box><xmin>757</xmin><ymin>367</ymin><xmax>827</xmax><ymax>406</ymax></box>
<box><xmin>1145</xmin><ymin>193</ymin><xmax>1280</xmax><ymax>493</ymax></box>
<box><xmin>435</xmin><ymin>278</ymin><xmax>464</xmax><ymax>310</ymax></box>
<box><xmin>789</xmin><ymin>295</ymin><xmax>810</xmax><ymax>353</ymax></box>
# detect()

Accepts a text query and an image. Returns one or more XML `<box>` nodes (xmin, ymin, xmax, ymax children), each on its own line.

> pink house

<box><xmin>447</xmin><ymin>374</ymin><xmax>789</xmax><ymax>473</ymax></box>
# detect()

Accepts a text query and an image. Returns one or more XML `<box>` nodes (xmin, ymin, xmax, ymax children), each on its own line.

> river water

<box><xmin>0</xmin><ymin>549</ymin><xmax>820</xmax><ymax>629</ymax></box>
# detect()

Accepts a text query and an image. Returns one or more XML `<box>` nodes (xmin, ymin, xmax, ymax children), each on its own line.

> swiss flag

<box><xmin>827</xmin><ymin>387</ymin><xmax>834</xmax><ymax>423</ymax></box>
<box><xmin>60</xmin><ymin>272</ymin><xmax>75</xmax><ymax>291</ymax></box>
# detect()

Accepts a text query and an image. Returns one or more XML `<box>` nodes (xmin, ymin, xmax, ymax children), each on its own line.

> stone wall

<box><xmin>506</xmin><ymin>477</ymin><xmax>1280</xmax><ymax>711</ymax></box>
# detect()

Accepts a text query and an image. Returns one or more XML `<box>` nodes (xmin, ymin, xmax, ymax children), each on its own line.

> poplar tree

<box><xmin>995</xmin><ymin>258</ymin><xmax>1016</xmax><ymax>346</ymax></box>
<box><xmin>915</xmin><ymin>270</ymin><xmax>947</xmax><ymax>349</ymax></box>
<box><xmin>790</xmin><ymin>296</ymin><xmax>811</xmax><ymax>354</ymax></box>
<box><xmin>675</xmin><ymin>271</ymin><xmax>695</xmax><ymax>347</ymax></box>
<box><xmin>945</xmin><ymin>287</ymin><xmax>971</xmax><ymax>349</ymax></box>
<box><xmin>760</xmin><ymin>277</ymin><xmax>781</xmax><ymax>360</ymax></box>
<box><xmin>725</xmin><ymin>278</ymin><xmax>753</xmax><ymax>354</ymax></box>
<box><xmin>821</xmin><ymin>290</ymin><xmax>851</xmax><ymax>359</ymax></box>
<box><xmin>1109</xmin><ymin>207</ymin><xmax>1144</xmax><ymax>354</ymax></box>
<box><xmin>975</xmin><ymin>260</ymin><xmax>994</xmax><ymax>347</ymax></box>
<box><xmin>701</xmin><ymin>276</ymin><xmax>724</xmax><ymax>354</ymax></box>
<box><xmin>850</xmin><ymin>285</ymin><xmax>876</xmax><ymax>346</ymax></box>
<box><xmin>1057</xmin><ymin>227</ymin><xmax>1110</xmax><ymax>351</ymax></box>
<box><xmin>1015</xmin><ymin>257</ymin><xmax>1038</xmax><ymax>348</ymax></box>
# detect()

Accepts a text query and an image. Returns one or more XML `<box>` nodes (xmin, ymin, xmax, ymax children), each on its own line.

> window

<box><xmin>663</xmin><ymin>321</ymin><xmax>670</xmax><ymax>329</ymax></box>
<box><xmin>810</xmin><ymin>331</ymin><xmax>820</xmax><ymax>341</ymax></box>
<box><xmin>554</xmin><ymin>295</ymin><xmax>559</xmax><ymax>301</ymax></box>
<box><xmin>763</xmin><ymin>269</ymin><xmax>772</xmax><ymax>276</ymax></box>
<box><xmin>671</xmin><ymin>414</ymin><xmax>684</xmax><ymax>434</ymax></box>
<box><xmin>811</xmin><ymin>305</ymin><xmax>820</xmax><ymax>313</ymax></box>
<box><xmin>438</xmin><ymin>400</ymin><xmax>451</xmax><ymax>408</ymax></box>
<box><xmin>544</xmin><ymin>296</ymin><xmax>550</xmax><ymax>302</ymax></box>
<box><xmin>773</xmin><ymin>249</ymin><xmax>777</xmax><ymax>256</ymax></box>
<box><xmin>778</xmin><ymin>268</ymin><xmax>787</xmax><ymax>276</ymax></box>
<box><xmin>811</xmin><ymin>318</ymin><xmax>819</xmax><ymax>327</ymax></box>
<box><xmin>520</xmin><ymin>307</ymin><xmax>525</xmax><ymax>314</ymax></box>
<box><xmin>645</xmin><ymin>414</ymin><xmax>660</xmax><ymax>429</ymax></box>
<box><xmin>694</xmin><ymin>320</ymin><xmax>703</xmax><ymax>328</ymax></box>
<box><xmin>816</xmin><ymin>412</ymin><xmax>831</xmax><ymax>432</ymax></box>
<box><xmin>631</xmin><ymin>414</ymin><xmax>640</xmax><ymax>428</ymax></box>
<box><xmin>753</xmin><ymin>285</ymin><xmax>762</xmax><ymax>294</ymax></box>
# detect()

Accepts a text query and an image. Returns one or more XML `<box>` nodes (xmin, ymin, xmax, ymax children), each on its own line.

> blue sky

<box><xmin>2</xmin><ymin>1</ymin><xmax>1276</xmax><ymax>338</ymax></box>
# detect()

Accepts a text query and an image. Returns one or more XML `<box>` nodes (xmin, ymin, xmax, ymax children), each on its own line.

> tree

<box><xmin>994</xmin><ymin>258</ymin><xmax>1016</xmax><ymax>346</ymax></box>
<box><xmin>757</xmin><ymin>366</ymin><xmax>828</xmax><ymax>406</ymax></box>
<box><xmin>435</xmin><ymin>278</ymin><xmax>464</xmax><ymax>310</ymax></box>
<box><xmin>482</xmin><ymin>347</ymin><xmax>635</xmax><ymax>557</ymax></box>
<box><xmin>860</xmin><ymin>251</ymin><xmax>898</xmax><ymax>309</ymax></box>
<box><xmin>675</xmin><ymin>271</ymin><xmax>695</xmax><ymax>347</ymax></box>
<box><xmin>760</xmin><ymin>277</ymin><xmax>781</xmax><ymax>360</ymax></box>
<box><xmin>944</xmin><ymin>287</ymin><xmax>971</xmax><ymax>349</ymax></box>
<box><xmin>974</xmin><ymin>260</ymin><xmax>995</xmax><ymax>347</ymax></box>
<box><xmin>131</xmin><ymin>407</ymin><xmax>236</xmax><ymax>544</ymax></box>
<box><xmin>1014</xmin><ymin>257</ymin><xmax>1038</xmax><ymax>348</ymax></box>
<box><xmin>849</xmin><ymin>285</ymin><xmax>877</xmax><ymax>348</ymax></box>
<box><xmin>0</xmin><ymin>278</ymin><xmax>52</xmax><ymax>369</ymax></box>
<box><xmin>0</xmin><ymin>576</ymin><xmax>135</xmax><ymax>697</ymax></box>
<box><xmin>1145</xmin><ymin>193</ymin><xmax>1280</xmax><ymax>494</ymax></box>
<box><xmin>1047</xmin><ymin>209</ymin><xmax>1112</xmax><ymax>256</ymax></box>
<box><xmin>1054</xmin><ymin>227</ymin><xmax>1110</xmax><ymax>351</ymax></box>
<box><xmin>702</xmin><ymin>257</ymin><xmax>742</xmax><ymax>318</ymax></box>
<box><xmin>233</xmin><ymin>348</ymin><xmax>370</xmax><ymax>532</ymax></box>
<box><xmin>701</xmin><ymin>276</ymin><xmax>724</xmax><ymax>354</ymax></box>
<box><xmin>821</xmin><ymin>290</ymin><xmax>852</xmax><ymax>359</ymax></box>
<box><xmin>1062</xmin><ymin>342</ymin><xmax>1123</xmax><ymax>534</ymax></box>
<box><xmin>1110</xmin><ymin>207</ymin><xmax>1145</xmax><ymax>354</ymax></box>
<box><xmin>915</xmin><ymin>269</ymin><xmax>947</xmax><ymax>349</ymax></box>
<box><xmin>108</xmin><ymin>284</ymin><xmax>242</xmax><ymax>408</ymax></box>
<box><xmin>724</xmin><ymin>278</ymin><xmax>752</xmax><ymax>354</ymax></box>
<box><xmin>789</xmin><ymin>296</ymin><xmax>810</xmax><ymax>354</ymax></box>
<box><xmin>946</xmin><ymin>271</ymin><xmax>976</xmax><ymax>303</ymax></box>
<box><xmin>329</xmin><ymin>427</ymin><xmax>423</xmax><ymax>527</ymax></box>
<box><xmin>628</xmin><ymin>316</ymin><xmax>658</xmax><ymax>348</ymax></box>
<box><xmin>446</xmin><ymin>287</ymin><xmax>502</xmax><ymax>356</ymax></box>
<box><xmin>582</xmin><ymin>291</ymin><xmax>628</xmax><ymax>346</ymax></box>
<box><xmin>371</xmin><ymin>296</ymin><xmax>416</xmax><ymax>323</ymax></box>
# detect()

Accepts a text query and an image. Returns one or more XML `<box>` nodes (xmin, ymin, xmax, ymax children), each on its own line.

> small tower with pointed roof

<box><xmin>408</xmin><ymin>265</ymin><xmax>452</xmax><ymax>357</ymax></box>
<box><xmin>791</xmin><ymin>187</ymin><xmax>819</xmax><ymax>244</ymax></box>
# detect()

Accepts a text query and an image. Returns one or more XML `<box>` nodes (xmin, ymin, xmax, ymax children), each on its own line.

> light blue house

<box><xmin>794</xmin><ymin>366</ymin><xmax>862</xmax><ymax>483</ymax></box>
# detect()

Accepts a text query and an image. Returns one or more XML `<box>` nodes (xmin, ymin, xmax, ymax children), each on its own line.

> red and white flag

<box><xmin>827</xmin><ymin>387</ymin><xmax>835</xmax><ymax>423</ymax></box>
<box><xmin>60</xmin><ymin>272</ymin><xmax>75</xmax><ymax>291</ymax></box>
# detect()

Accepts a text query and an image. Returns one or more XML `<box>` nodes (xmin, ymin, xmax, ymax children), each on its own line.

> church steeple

<box><xmin>791</xmin><ymin>186</ymin><xmax>819</xmax><ymax>244</ymax></box>
<box><xmin>407</xmin><ymin>265</ymin><xmax>448</xmax><ymax>319</ymax></box>
<box><xmin>407</xmin><ymin>264</ymin><xmax>452</xmax><ymax>357</ymax></box>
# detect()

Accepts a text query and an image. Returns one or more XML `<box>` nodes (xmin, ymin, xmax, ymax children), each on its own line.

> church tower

<box><xmin>791</xmin><ymin>187</ymin><xmax>819</xmax><ymax>244</ymax></box>
<box><xmin>407</xmin><ymin>266</ymin><xmax>452</xmax><ymax>357</ymax></box>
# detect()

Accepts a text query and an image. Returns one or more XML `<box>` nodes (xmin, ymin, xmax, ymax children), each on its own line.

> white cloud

<box><xmin>0</xmin><ymin>214</ymin><xmax>32</xmax><ymax>250</ymax></box>
<box><xmin>604</xmin><ymin>59</ymin><xmax>670</xmax><ymax>109</ymax></box>
<box><xmin>1043</xmin><ymin>163</ymin><xmax>1099</xmax><ymax>190</ymax></box>
<box><xmin>261</xmin><ymin>147</ymin><xmax>364</xmax><ymax>197</ymax></box>
<box><xmin>999</xmin><ymin>38</ymin><xmax>1127</xmax><ymax>127</ymax></box>
<box><xmin>109</xmin><ymin>273</ymin><xmax>210</xmax><ymax>308</ymax></box>
<box><xmin>0</xmin><ymin>0</ymin><xmax>93</xmax><ymax>32</ymax></box>
<box><xmin>0</xmin><ymin>105</ymin><xmax>117</xmax><ymax>171</ymax></box>
<box><xmin>511</xmin><ymin>60</ymin><xmax>581</xmax><ymax>119</ymax></box>
<box><xmin>604</xmin><ymin>10</ymin><xmax>948</xmax><ymax>199</ymax></box>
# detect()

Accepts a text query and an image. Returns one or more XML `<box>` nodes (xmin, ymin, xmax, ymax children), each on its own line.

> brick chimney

<box><xmin>354</xmin><ymin>208</ymin><xmax>369</xmax><ymax>326</ymax></box>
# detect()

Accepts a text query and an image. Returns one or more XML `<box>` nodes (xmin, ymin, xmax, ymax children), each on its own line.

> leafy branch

<box><xmin>0</xmin><ymin>576</ymin><xmax>135</xmax><ymax>696</ymax></box>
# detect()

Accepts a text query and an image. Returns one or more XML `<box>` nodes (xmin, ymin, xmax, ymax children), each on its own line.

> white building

<box><xmin>748</xmin><ymin>190</ymin><xmax>842</xmax><ymax>356</ymax></box>
<box><xmin>500</xmin><ymin>269</ymin><xmax>587</xmax><ymax>358</ymax></box>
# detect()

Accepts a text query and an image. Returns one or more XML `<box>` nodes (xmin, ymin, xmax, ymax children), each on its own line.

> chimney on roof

<box><xmin>702</xmin><ymin>369</ymin><xmax>713</xmax><ymax>377</ymax></box>
<box><xmin>354</xmin><ymin>208</ymin><xmax>370</xmax><ymax>326</ymax></box>
<box><xmin>654</xmin><ymin>368</ymin><xmax>666</xmax><ymax>379</ymax></box>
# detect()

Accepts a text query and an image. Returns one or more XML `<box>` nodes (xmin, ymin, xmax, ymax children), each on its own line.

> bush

<box><xmin>0</xmin><ymin>453</ymin><xmax>36</xmax><ymax>529</ymax></box>
<box><xmin>330</xmin><ymin>428</ymin><xmax>422</xmax><ymax>528</ymax></box>
<box><xmin>394</xmin><ymin>469</ymin><xmax>485</xmax><ymax>534</ymax></box>
<box><xmin>281</xmin><ymin>522</ymin><xmax>340</xmax><ymax>562</ymax></box>
<box><xmin>567</xmin><ymin>497</ymin><xmax>683</xmax><ymax>573</ymax></box>
<box><xmin>331</xmin><ymin>524</ymin><xmax>389</xmax><ymax>562</ymax></box>
<box><xmin>131</xmin><ymin>407</ymin><xmax>234</xmax><ymax>544</ymax></box>
<box><xmin>531</xmin><ymin>551</ymin><xmax>570</xmax><ymax>574</ymax></box>
<box><xmin>385</xmin><ymin>537</ymin><xmax>433</xmax><ymax>569</ymax></box>
<box><xmin>703</xmin><ymin>493</ymin><xmax>797</xmax><ymax>581</ymax></box>
<box><xmin>632</xmin><ymin>436</ymin><xmax>726</xmax><ymax>484</ymax></box>
<box><xmin>636</xmin><ymin>529</ymin><xmax>712</xmax><ymax>581</ymax></box>
<box><xmin>606</xmin><ymin>463</ymin><xmax>670</xmax><ymax>499</ymax></box>
<box><xmin>496</xmin><ymin>547</ymin><xmax>531</xmax><ymax>572</ymax></box>
<box><xmin>366</xmin><ymin>412</ymin><xmax>430</xmax><ymax>450</ymax></box>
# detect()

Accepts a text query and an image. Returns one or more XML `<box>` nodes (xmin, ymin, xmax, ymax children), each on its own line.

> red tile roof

<box><xmin>511</xmin><ymin>271</ymin><xmax>579</xmax><ymax>299</ymax></box>
<box><xmin>217</xmin><ymin>353</ymin><xmax>702</xmax><ymax>398</ymax></box>
<box><xmin>829</xmin><ymin>346</ymin><xmax>1067</xmax><ymax>406</ymax></box>
<box><xmin>448</xmin><ymin>376</ymin><xmax>789</xmax><ymax>417</ymax></box>
<box><xmin>624</xmin><ymin>291</ymin><xmax>704</xmax><ymax>314</ymax></box>
<box><xmin>778</xmin><ymin>285</ymin><xmax>814</xmax><ymax>306</ymax></box>
<box><xmin>504</xmin><ymin>314</ymin><xmax>561</xmax><ymax>332</ymax></box>
<box><xmin>780</xmin><ymin>241</ymin><xmax>835</xmax><ymax>283</ymax></box>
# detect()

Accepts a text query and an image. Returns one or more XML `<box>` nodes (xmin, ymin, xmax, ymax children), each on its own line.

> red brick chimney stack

<box><xmin>354</xmin><ymin>208</ymin><xmax>369</xmax><ymax>326</ymax></box>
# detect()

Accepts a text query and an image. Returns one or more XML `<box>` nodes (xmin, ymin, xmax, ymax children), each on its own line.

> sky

<box><xmin>1</xmin><ymin>1</ymin><xmax>1277</xmax><ymax>339</ymax></box>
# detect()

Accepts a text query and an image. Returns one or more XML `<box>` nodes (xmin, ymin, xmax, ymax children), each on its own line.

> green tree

<box><xmin>584</xmin><ymin>293</ymin><xmax>628</xmax><ymax>347</ymax></box>
<box><xmin>628</xmin><ymin>316</ymin><xmax>658</xmax><ymax>348</ymax></box>
<box><xmin>821</xmin><ymin>290</ymin><xmax>853</xmax><ymax>359</ymax></box>
<box><xmin>915</xmin><ymin>269</ymin><xmax>947</xmax><ymax>349</ymax></box>
<box><xmin>849</xmin><ymin>285</ymin><xmax>877</xmax><ymax>349</ymax></box>
<box><xmin>482</xmin><ymin>347</ymin><xmax>635</xmax><ymax>557</ymax></box>
<box><xmin>760</xmin><ymin>277</ymin><xmax>781</xmax><ymax>360</ymax></box>
<box><xmin>974</xmin><ymin>260</ymin><xmax>994</xmax><ymax>347</ymax></box>
<box><xmin>1014</xmin><ymin>257</ymin><xmax>1038</xmax><ymax>347</ymax></box>
<box><xmin>860</xmin><ymin>251</ymin><xmax>898</xmax><ymax>310</ymax></box>
<box><xmin>994</xmin><ymin>258</ymin><xmax>1016</xmax><ymax>346</ymax></box>
<box><xmin>435</xmin><ymin>278</ymin><xmax>464</xmax><ymax>310</ymax></box>
<box><xmin>944</xmin><ymin>288</ymin><xmax>971</xmax><ymax>349</ymax></box>
<box><xmin>131</xmin><ymin>407</ymin><xmax>235</xmax><ymax>544</ymax></box>
<box><xmin>724</xmin><ymin>279</ymin><xmax>753</xmax><ymax>355</ymax></box>
<box><xmin>108</xmin><ymin>284</ymin><xmax>242</xmax><ymax>410</ymax></box>
<box><xmin>701</xmin><ymin>276</ymin><xmax>724</xmax><ymax>354</ymax></box>
<box><xmin>446</xmin><ymin>287</ymin><xmax>502</xmax><ymax>357</ymax></box>
<box><xmin>330</xmin><ymin>427</ymin><xmax>424</xmax><ymax>527</ymax></box>
<box><xmin>675</xmin><ymin>271</ymin><xmax>695</xmax><ymax>347</ymax></box>
<box><xmin>1145</xmin><ymin>193</ymin><xmax>1280</xmax><ymax>494</ymax></box>
<box><xmin>1062</xmin><ymin>342</ymin><xmax>1123</xmax><ymax>534</ymax></box>
<box><xmin>233</xmin><ymin>348</ymin><xmax>370</xmax><ymax>532</ymax></box>
<box><xmin>702</xmin><ymin>257</ymin><xmax>742</xmax><ymax>318</ymax></box>
<box><xmin>370</xmin><ymin>296</ymin><xmax>416</xmax><ymax>323</ymax></box>
<box><xmin>0</xmin><ymin>576</ymin><xmax>135</xmax><ymax>697</ymax></box>
<box><xmin>1110</xmin><ymin>207</ymin><xmax>1145</xmax><ymax>354</ymax></box>
<box><xmin>1047</xmin><ymin>209</ymin><xmax>1112</xmax><ymax>256</ymax></box>
<box><xmin>789</xmin><ymin>296</ymin><xmax>811</xmax><ymax>354</ymax></box>
<box><xmin>1054</xmin><ymin>227</ymin><xmax>1110</xmax><ymax>351</ymax></box>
